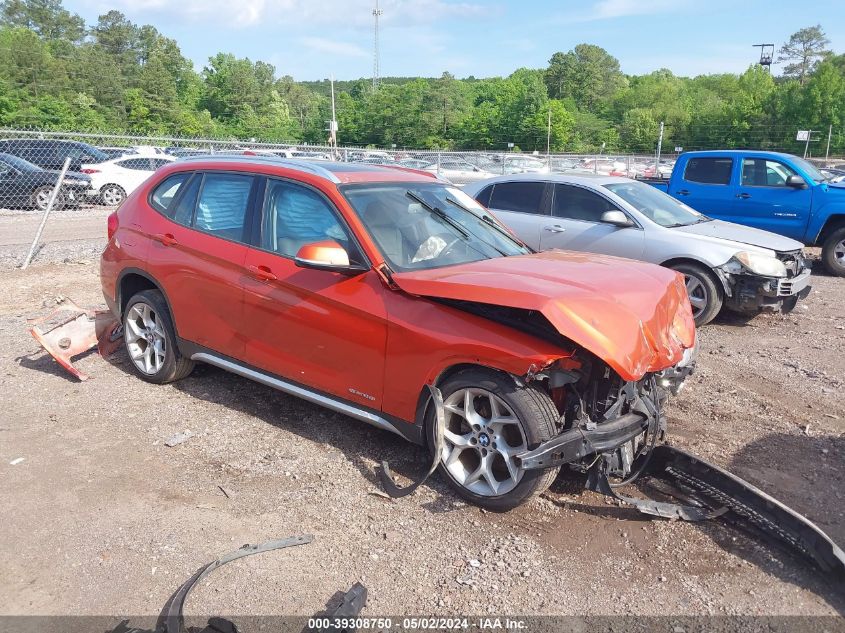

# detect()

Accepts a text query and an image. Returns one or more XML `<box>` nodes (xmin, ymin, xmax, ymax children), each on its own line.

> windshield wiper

<box><xmin>443</xmin><ymin>196</ymin><xmax>523</xmax><ymax>254</ymax></box>
<box><xmin>405</xmin><ymin>191</ymin><xmax>471</xmax><ymax>240</ymax></box>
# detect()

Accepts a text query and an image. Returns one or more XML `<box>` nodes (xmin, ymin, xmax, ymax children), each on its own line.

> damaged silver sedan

<box><xmin>464</xmin><ymin>175</ymin><xmax>812</xmax><ymax>325</ymax></box>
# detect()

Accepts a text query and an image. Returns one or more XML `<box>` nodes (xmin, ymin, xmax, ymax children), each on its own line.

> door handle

<box><xmin>246</xmin><ymin>264</ymin><xmax>277</xmax><ymax>281</ymax></box>
<box><xmin>153</xmin><ymin>233</ymin><xmax>177</xmax><ymax>246</ymax></box>
<box><xmin>676</xmin><ymin>189</ymin><xmax>690</xmax><ymax>196</ymax></box>
<box><xmin>543</xmin><ymin>225</ymin><xmax>566</xmax><ymax>233</ymax></box>
<box><xmin>736</xmin><ymin>193</ymin><xmax>751</xmax><ymax>199</ymax></box>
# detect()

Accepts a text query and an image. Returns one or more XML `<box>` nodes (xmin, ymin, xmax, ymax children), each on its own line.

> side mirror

<box><xmin>600</xmin><ymin>210</ymin><xmax>633</xmax><ymax>227</ymax></box>
<box><xmin>786</xmin><ymin>174</ymin><xmax>808</xmax><ymax>189</ymax></box>
<box><xmin>294</xmin><ymin>240</ymin><xmax>367</xmax><ymax>275</ymax></box>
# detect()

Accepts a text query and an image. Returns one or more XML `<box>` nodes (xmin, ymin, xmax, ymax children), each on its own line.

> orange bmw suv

<box><xmin>101</xmin><ymin>156</ymin><xmax>697</xmax><ymax>510</ymax></box>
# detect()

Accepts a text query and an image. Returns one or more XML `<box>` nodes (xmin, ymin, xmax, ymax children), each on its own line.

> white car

<box><xmin>424</xmin><ymin>158</ymin><xmax>495</xmax><ymax>185</ymax></box>
<box><xmin>81</xmin><ymin>155</ymin><xmax>175</xmax><ymax>206</ymax></box>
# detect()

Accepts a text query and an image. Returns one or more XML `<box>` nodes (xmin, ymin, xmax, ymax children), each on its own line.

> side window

<box><xmin>150</xmin><ymin>173</ymin><xmax>190</xmax><ymax>215</ymax></box>
<box><xmin>194</xmin><ymin>173</ymin><xmax>254</xmax><ymax>240</ymax></box>
<box><xmin>118</xmin><ymin>158</ymin><xmax>152</xmax><ymax>171</ymax></box>
<box><xmin>553</xmin><ymin>184</ymin><xmax>618</xmax><ymax>222</ymax></box>
<box><xmin>150</xmin><ymin>159</ymin><xmax>170</xmax><ymax>170</ymax></box>
<box><xmin>262</xmin><ymin>179</ymin><xmax>352</xmax><ymax>258</ymax></box>
<box><xmin>684</xmin><ymin>158</ymin><xmax>733</xmax><ymax>185</ymax></box>
<box><xmin>475</xmin><ymin>185</ymin><xmax>493</xmax><ymax>207</ymax></box>
<box><xmin>0</xmin><ymin>160</ymin><xmax>11</xmax><ymax>175</ymax></box>
<box><xmin>171</xmin><ymin>174</ymin><xmax>202</xmax><ymax>226</ymax></box>
<box><xmin>488</xmin><ymin>182</ymin><xmax>545</xmax><ymax>214</ymax></box>
<box><xmin>741</xmin><ymin>158</ymin><xmax>796</xmax><ymax>187</ymax></box>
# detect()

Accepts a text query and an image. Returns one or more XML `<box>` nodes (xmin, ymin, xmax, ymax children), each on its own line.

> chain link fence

<box><xmin>0</xmin><ymin>127</ymin><xmax>842</xmax><ymax>212</ymax></box>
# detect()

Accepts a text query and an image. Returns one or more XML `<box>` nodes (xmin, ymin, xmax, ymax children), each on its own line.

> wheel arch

<box><xmin>116</xmin><ymin>268</ymin><xmax>179</xmax><ymax>336</ymax></box>
<box><xmin>816</xmin><ymin>213</ymin><xmax>845</xmax><ymax>245</ymax></box>
<box><xmin>660</xmin><ymin>256</ymin><xmax>728</xmax><ymax>296</ymax></box>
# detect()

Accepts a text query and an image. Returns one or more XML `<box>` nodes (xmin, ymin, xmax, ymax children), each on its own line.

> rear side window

<box><xmin>150</xmin><ymin>173</ymin><xmax>190</xmax><ymax>214</ymax></box>
<box><xmin>684</xmin><ymin>158</ymin><xmax>733</xmax><ymax>185</ymax></box>
<box><xmin>194</xmin><ymin>173</ymin><xmax>254</xmax><ymax>241</ymax></box>
<box><xmin>118</xmin><ymin>158</ymin><xmax>152</xmax><ymax>170</ymax></box>
<box><xmin>488</xmin><ymin>182</ymin><xmax>545</xmax><ymax>214</ymax></box>
<box><xmin>475</xmin><ymin>185</ymin><xmax>493</xmax><ymax>207</ymax></box>
<box><xmin>171</xmin><ymin>175</ymin><xmax>201</xmax><ymax>226</ymax></box>
<box><xmin>553</xmin><ymin>184</ymin><xmax>618</xmax><ymax>222</ymax></box>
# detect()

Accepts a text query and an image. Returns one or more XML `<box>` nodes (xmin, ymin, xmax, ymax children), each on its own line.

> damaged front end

<box><xmin>717</xmin><ymin>249</ymin><xmax>812</xmax><ymax>314</ymax></box>
<box><xmin>519</xmin><ymin>354</ymin><xmax>670</xmax><ymax>482</ymax></box>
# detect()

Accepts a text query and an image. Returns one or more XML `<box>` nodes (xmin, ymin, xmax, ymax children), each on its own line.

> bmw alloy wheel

<box><xmin>440</xmin><ymin>387</ymin><xmax>527</xmax><ymax>496</ymax></box>
<box><xmin>124</xmin><ymin>302</ymin><xmax>167</xmax><ymax>375</ymax></box>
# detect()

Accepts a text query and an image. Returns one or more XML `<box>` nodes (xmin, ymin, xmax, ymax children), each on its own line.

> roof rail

<box><xmin>177</xmin><ymin>154</ymin><xmax>341</xmax><ymax>184</ymax></box>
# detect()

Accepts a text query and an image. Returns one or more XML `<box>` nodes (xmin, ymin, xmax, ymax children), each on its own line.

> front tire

<box><xmin>821</xmin><ymin>226</ymin><xmax>845</xmax><ymax>277</ymax></box>
<box><xmin>123</xmin><ymin>290</ymin><xmax>194</xmax><ymax>384</ymax></box>
<box><xmin>429</xmin><ymin>368</ymin><xmax>561</xmax><ymax>511</ymax></box>
<box><xmin>31</xmin><ymin>185</ymin><xmax>66</xmax><ymax>212</ymax></box>
<box><xmin>669</xmin><ymin>262</ymin><xmax>723</xmax><ymax>326</ymax></box>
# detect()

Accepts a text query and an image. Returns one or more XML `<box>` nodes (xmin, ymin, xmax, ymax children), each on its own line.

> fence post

<box><xmin>437</xmin><ymin>151</ymin><xmax>441</xmax><ymax>176</ymax></box>
<box><xmin>21</xmin><ymin>157</ymin><xmax>71</xmax><ymax>270</ymax></box>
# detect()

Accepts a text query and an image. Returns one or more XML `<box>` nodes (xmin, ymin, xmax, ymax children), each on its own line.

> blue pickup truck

<box><xmin>647</xmin><ymin>150</ymin><xmax>845</xmax><ymax>276</ymax></box>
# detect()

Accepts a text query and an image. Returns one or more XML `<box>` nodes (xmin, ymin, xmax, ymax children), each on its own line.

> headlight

<box><xmin>733</xmin><ymin>251</ymin><xmax>787</xmax><ymax>278</ymax></box>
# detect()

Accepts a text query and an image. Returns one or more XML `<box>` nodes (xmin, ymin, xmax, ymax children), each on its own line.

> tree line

<box><xmin>1</xmin><ymin>0</ymin><xmax>843</xmax><ymax>156</ymax></box>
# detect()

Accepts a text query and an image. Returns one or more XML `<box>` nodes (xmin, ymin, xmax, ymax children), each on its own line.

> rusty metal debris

<box><xmin>379</xmin><ymin>384</ymin><xmax>446</xmax><ymax>498</ymax></box>
<box><xmin>27</xmin><ymin>298</ymin><xmax>122</xmax><ymax>381</ymax></box>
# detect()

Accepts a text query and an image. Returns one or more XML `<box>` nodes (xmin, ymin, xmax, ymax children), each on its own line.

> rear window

<box><xmin>150</xmin><ymin>173</ymin><xmax>190</xmax><ymax>214</ymax></box>
<box><xmin>488</xmin><ymin>182</ymin><xmax>545</xmax><ymax>214</ymax></box>
<box><xmin>684</xmin><ymin>158</ymin><xmax>733</xmax><ymax>185</ymax></box>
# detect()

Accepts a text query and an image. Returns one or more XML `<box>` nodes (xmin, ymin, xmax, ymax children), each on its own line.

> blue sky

<box><xmin>70</xmin><ymin>0</ymin><xmax>845</xmax><ymax>80</ymax></box>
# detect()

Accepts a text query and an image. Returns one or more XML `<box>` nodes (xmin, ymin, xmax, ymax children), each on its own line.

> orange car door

<box><xmin>143</xmin><ymin>171</ymin><xmax>257</xmax><ymax>360</ymax></box>
<box><xmin>240</xmin><ymin>177</ymin><xmax>388</xmax><ymax>409</ymax></box>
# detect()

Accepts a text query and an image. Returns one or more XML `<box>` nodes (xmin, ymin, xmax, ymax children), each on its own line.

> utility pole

<box><xmin>825</xmin><ymin>124</ymin><xmax>833</xmax><ymax>163</ymax></box>
<box><xmin>546</xmin><ymin>108</ymin><xmax>551</xmax><ymax>157</ymax></box>
<box><xmin>656</xmin><ymin>121</ymin><xmax>665</xmax><ymax>170</ymax></box>
<box><xmin>327</xmin><ymin>74</ymin><xmax>338</xmax><ymax>154</ymax></box>
<box><xmin>372</xmin><ymin>0</ymin><xmax>383</xmax><ymax>90</ymax></box>
<box><xmin>804</xmin><ymin>130</ymin><xmax>813</xmax><ymax>159</ymax></box>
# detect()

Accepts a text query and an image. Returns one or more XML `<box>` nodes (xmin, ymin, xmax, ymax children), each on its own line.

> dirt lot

<box><xmin>0</xmin><ymin>214</ymin><xmax>843</xmax><ymax>622</ymax></box>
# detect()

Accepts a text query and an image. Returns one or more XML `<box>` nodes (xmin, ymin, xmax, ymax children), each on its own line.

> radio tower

<box><xmin>372</xmin><ymin>0</ymin><xmax>383</xmax><ymax>90</ymax></box>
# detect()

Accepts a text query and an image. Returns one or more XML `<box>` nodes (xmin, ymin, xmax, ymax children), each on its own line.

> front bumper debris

<box><xmin>587</xmin><ymin>445</ymin><xmax>845</xmax><ymax>577</ymax></box>
<box><xmin>28</xmin><ymin>298</ymin><xmax>123</xmax><ymax>381</ymax></box>
<box><xmin>724</xmin><ymin>268</ymin><xmax>812</xmax><ymax>314</ymax></box>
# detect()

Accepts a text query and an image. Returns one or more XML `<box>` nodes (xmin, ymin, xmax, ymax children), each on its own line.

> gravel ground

<box><xmin>0</xmin><ymin>223</ymin><xmax>843</xmax><ymax>623</ymax></box>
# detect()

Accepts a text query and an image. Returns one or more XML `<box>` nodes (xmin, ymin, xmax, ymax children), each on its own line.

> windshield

<box><xmin>604</xmin><ymin>180</ymin><xmax>708</xmax><ymax>227</ymax></box>
<box><xmin>790</xmin><ymin>155</ymin><xmax>825</xmax><ymax>183</ymax></box>
<box><xmin>0</xmin><ymin>153</ymin><xmax>40</xmax><ymax>171</ymax></box>
<box><xmin>341</xmin><ymin>182</ymin><xmax>530</xmax><ymax>272</ymax></box>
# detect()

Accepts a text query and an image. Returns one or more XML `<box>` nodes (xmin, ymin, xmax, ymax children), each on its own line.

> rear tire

<box><xmin>428</xmin><ymin>367</ymin><xmax>561</xmax><ymax>511</ymax></box>
<box><xmin>821</xmin><ymin>226</ymin><xmax>845</xmax><ymax>277</ymax></box>
<box><xmin>123</xmin><ymin>289</ymin><xmax>194</xmax><ymax>384</ymax></box>
<box><xmin>669</xmin><ymin>262</ymin><xmax>723</xmax><ymax>326</ymax></box>
<box><xmin>100</xmin><ymin>184</ymin><xmax>126</xmax><ymax>206</ymax></box>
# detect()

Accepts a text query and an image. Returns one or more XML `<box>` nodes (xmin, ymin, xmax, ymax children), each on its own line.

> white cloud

<box><xmin>300</xmin><ymin>36</ymin><xmax>369</xmax><ymax>57</ymax></box>
<box><xmin>558</xmin><ymin>0</ymin><xmax>691</xmax><ymax>23</ymax></box>
<box><xmin>87</xmin><ymin>0</ymin><xmax>489</xmax><ymax>29</ymax></box>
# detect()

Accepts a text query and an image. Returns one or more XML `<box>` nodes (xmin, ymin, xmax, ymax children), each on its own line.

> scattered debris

<box><xmin>160</xmin><ymin>535</ymin><xmax>313</xmax><ymax>633</ymax></box>
<box><xmin>216</xmin><ymin>484</ymin><xmax>230</xmax><ymax>499</ymax></box>
<box><xmin>164</xmin><ymin>430</ymin><xmax>193</xmax><ymax>447</ymax></box>
<box><xmin>9</xmin><ymin>457</ymin><xmax>25</xmax><ymax>466</ymax></box>
<box><xmin>27</xmin><ymin>298</ymin><xmax>122</xmax><ymax>381</ymax></box>
<box><xmin>379</xmin><ymin>385</ymin><xmax>445</xmax><ymax>498</ymax></box>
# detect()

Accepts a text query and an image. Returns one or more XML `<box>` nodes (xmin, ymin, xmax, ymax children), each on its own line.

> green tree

<box><xmin>778</xmin><ymin>25</ymin><xmax>831</xmax><ymax>85</ymax></box>
<box><xmin>0</xmin><ymin>0</ymin><xmax>84</xmax><ymax>42</ymax></box>
<box><xmin>544</xmin><ymin>45</ymin><xmax>626</xmax><ymax>112</ymax></box>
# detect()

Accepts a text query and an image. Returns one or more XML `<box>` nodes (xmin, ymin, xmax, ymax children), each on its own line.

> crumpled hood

<box><xmin>392</xmin><ymin>250</ymin><xmax>695</xmax><ymax>382</ymax></box>
<box><xmin>672</xmin><ymin>219</ymin><xmax>803</xmax><ymax>253</ymax></box>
